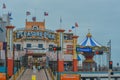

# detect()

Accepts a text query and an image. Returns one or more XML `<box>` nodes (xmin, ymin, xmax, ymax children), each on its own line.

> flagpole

<box><xmin>60</xmin><ymin>16</ymin><xmax>62</xmax><ymax>29</ymax></box>
<box><xmin>26</xmin><ymin>15</ymin><xmax>27</xmax><ymax>22</ymax></box>
<box><xmin>44</xmin><ymin>12</ymin><xmax>48</xmax><ymax>23</ymax></box>
<box><xmin>75</xmin><ymin>27</ymin><xmax>77</xmax><ymax>35</ymax></box>
<box><xmin>26</xmin><ymin>12</ymin><xmax>28</xmax><ymax>22</ymax></box>
<box><xmin>2</xmin><ymin>3</ymin><xmax>6</xmax><ymax>15</ymax></box>
<box><xmin>75</xmin><ymin>22</ymin><xmax>79</xmax><ymax>35</ymax></box>
<box><xmin>44</xmin><ymin>14</ymin><xmax>45</xmax><ymax>23</ymax></box>
<box><xmin>26</xmin><ymin>11</ymin><xmax>31</xmax><ymax>22</ymax></box>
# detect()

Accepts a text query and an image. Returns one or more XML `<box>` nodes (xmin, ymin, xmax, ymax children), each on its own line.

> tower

<box><xmin>72</xmin><ymin>35</ymin><xmax>79</xmax><ymax>72</ymax></box>
<box><xmin>56</xmin><ymin>29</ymin><xmax>65</xmax><ymax>72</ymax></box>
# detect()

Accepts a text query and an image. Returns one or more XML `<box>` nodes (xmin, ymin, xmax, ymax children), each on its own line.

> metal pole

<box><xmin>13</xmin><ymin>44</ymin><xmax>15</xmax><ymax>75</ymax></box>
<box><xmin>57</xmin><ymin>50</ymin><xmax>59</xmax><ymax>80</ymax></box>
<box><xmin>5</xmin><ymin>42</ymin><xmax>8</xmax><ymax>80</ymax></box>
<box><xmin>107</xmin><ymin>40</ymin><xmax>111</xmax><ymax>80</ymax></box>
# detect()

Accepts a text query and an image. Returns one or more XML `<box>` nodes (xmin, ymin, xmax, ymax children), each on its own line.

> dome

<box><xmin>80</xmin><ymin>32</ymin><xmax>102</xmax><ymax>47</ymax></box>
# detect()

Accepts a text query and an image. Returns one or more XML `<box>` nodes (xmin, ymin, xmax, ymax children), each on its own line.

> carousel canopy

<box><xmin>80</xmin><ymin>32</ymin><xmax>102</xmax><ymax>47</ymax></box>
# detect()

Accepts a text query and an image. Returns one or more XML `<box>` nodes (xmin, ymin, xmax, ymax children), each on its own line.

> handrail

<box><xmin>44</xmin><ymin>68</ymin><xmax>49</xmax><ymax>80</ymax></box>
<box><xmin>47</xmin><ymin>67</ymin><xmax>55</xmax><ymax>80</ymax></box>
<box><xmin>9</xmin><ymin>67</ymin><xmax>25</xmax><ymax>80</ymax></box>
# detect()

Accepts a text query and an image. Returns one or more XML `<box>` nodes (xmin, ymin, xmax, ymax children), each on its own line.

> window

<box><xmin>0</xmin><ymin>62</ymin><xmax>4</xmax><ymax>66</ymax></box>
<box><xmin>32</xmin><ymin>26</ymin><xmax>38</xmax><ymax>30</ymax></box>
<box><xmin>66</xmin><ymin>45</ymin><xmax>73</xmax><ymax>54</ymax></box>
<box><xmin>38</xmin><ymin>44</ymin><xmax>43</xmax><ymax>48</ymax></box>
<box><xmin>49</xmin><ymin>44</ymin><xmax>54</xmax><ymax>51</ymax></box>
<box><xmin>64</xmin><ymin>33</ymin><xmax>73</xmax><ymax>40</ymax></box>
<box><xmin>64</xmin><ymin>36</ymin><xmax>67</xmax><ymax>40</ymax></box>
<box><xmin>16</xmin><ymin>44</ymin><xmax>21</xmax><ymax>50</ymax></box>
<box><xmin>27</xmin><ymin>44</ymin><xmax>31</xmax><ymax>48</ymax></box>
<box><xmin>49</xmin><ymin>44</ymin><xmax>54</xmax><ymax>48</ymax></box>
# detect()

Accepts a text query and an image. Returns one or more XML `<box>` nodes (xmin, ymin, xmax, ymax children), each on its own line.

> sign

<box><xmin>61</xmin><ymin>74</ymin><xmax>80</xmax><ymax>80</ymax></box>
<box><xmin>15</xmin><ymin>31</ymin><xmax>55</xmax><ymax>40</ymax></box>
<box><xmin>76</xmin><ymin>47</ymin><xmax>92</xmax><ymax>53</ymax></box>
<box><xmin>64</xmin><ymin>54</ymin><xmax>72</xmax><ymax>61</ymax></box>
<box><xmin>32</xmin><ymin>75</ymin><xmax>36</xmax><ymax>80</ymax></box>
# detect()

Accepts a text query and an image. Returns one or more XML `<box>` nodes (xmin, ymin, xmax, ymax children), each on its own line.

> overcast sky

<box><xmin>0</xmin><ymin>0</ymin><xmax>120</xmax><ymax>66</ymax></box>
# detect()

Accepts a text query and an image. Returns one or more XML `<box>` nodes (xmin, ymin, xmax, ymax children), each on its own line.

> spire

<box><xmin>86</xmin><ymin>29</ymin><xmax>92</xmax><ymax>37</ymax></box>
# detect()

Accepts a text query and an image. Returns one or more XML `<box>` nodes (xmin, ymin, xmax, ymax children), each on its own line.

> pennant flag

<box><xmin>8</xmin><ymin>12</ymin><xmax>11</xmax><ymax>16</ymax></box>
<box><xmin>32</xmin><ymin>17</ymin><xmax>36</xmax><ymax>21</ymax></box>
<box><xmin>75</xmin><ymin>22</ymin><xmax>78</xmax><ymax>27</ymax></box>
<box><xmin>0</xmin><ymin>18</ymin><xmax>2</xmax><ymax>21</ymax></box>
<box><xmin>9</xmin><ymin>17</ymin><xmax>13</xmax><ymax>20</ymax></box>
<box><xmin>26</xmin><ymin>11</ymin><xmax>31</xmax><ymax>16</ymax></box>
<box><xmin>2</xmin><ymin>3</ymin><xmax>6</xmax><ymax>9</ymax></box>
<box><xmin>0</xmin><ymin>28</ymin><xmax>3</xmax><ymax>32</ymax></box>
<box><xmin>68</xmin><ymin>30</ymin><xmax>72</xmax><ymax>32</ymax></box>
<box><xmin>8</xmin><ymin>12</ymin><xmax>13</xmax><ymax>20</ymax></box>
<box><xmin>3</xmin><ymin>42</ymin><xmax>7</xmax><ymax>50</ymax></box>
<box><xmin>77</xmin><ymin>55</ymin><xmax>81</xmax><ymax>61</ymax></box>
<box><xmin>72</xmin><ymin>26</ymin><xmax>75</xmax><ymax>29</ymax></box>
<box><xmin>44</xmin><ymin>12</ymin><xmax>48</xmax><ymax>16</ymax></box>
<box><xmin>60</xmin><ymin>17</ymin><xmax>62</xmax><ymax>23</ymax></box>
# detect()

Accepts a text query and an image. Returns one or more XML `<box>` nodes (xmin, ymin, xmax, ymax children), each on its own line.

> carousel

<box><xmin>80</xmin><ymin>32</ymin><xmax>108</xmax><ymax>71</ymax></box>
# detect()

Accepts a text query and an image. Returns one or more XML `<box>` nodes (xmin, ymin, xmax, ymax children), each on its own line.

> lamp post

<box><xmin>52</xmin><ymin>46</ymin><xmax>61</xmax><ymax>80</ymax></box>
<box><xmin>54</xmin><ymin>46</ymin><xmax>61</xmax><ymax>80</ymax></box>
<box><xmin>57</xmin><ymin>49</ymin><xmax>59</xmax><ymax>80</ymax></box>
<box><xmin>13</xmin><ymin>44</ymin><xmax>15</xmax><ymax>75</ymax></box>
<box><xmin>107</xmin><ymin>40</ymin><xmax>111</xmax><ymax>80</ymax></box>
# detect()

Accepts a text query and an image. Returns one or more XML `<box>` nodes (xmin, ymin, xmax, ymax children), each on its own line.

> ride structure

<box><xmin>80</xmin><ymin>32</ymin><xmax>103</xmax><ymax>71</ymax></box>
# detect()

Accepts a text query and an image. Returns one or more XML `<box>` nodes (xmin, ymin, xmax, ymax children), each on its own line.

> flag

<box><xmin>60</xmin><ymin>17</ymin><xmax>62</xmax><ymax>23</ymax></box>
<box><xmin>77</xmin><ymin>55</ymin><xmax>81</xmax><ymax>61</ymax></box>
<box><xmin>0</xmin><ymin>28</ymin><xmax>3</xmax><ymax>32</ymax></box>
<box><xmin>9</xmin><ymin>17</ymin><xmax>13</xmax><ymax>20</ymax></box>
<box><xmin>44</xmin><ymin>12</ymin><xmax>48</xmax><ymax>16</ymax></box>
<box><xmin>68</xmin><ymin>30</ymin><xmax>72</xmax><ymax>32</ymax></box>
<box><xmin>26</xmin><ymin>11</ymin><xmax>31</xmax><ymax>16</ymax></box>
<box><xmin>3</xmin><ymin>42</ymin><xmax>7</xmax><ymax>50</ymax></box>
<box><xmin>0</xmin><ymin>18</ymin><xmax>2</xmax><ymax>21</ymax></box>
<box><xmin>2</xmin><ymin>3</ymin><xmax>6</xmax><ymax>9</ymax></box>
<box><xmin>8</xmin><ymin>12</ymin><xmax>13</xmax><ymax>20</ymax></box>
<box><xmin>75</xmin><ymin>22</ymin><xmax>78</xmax><ymax>27</ymax></box>
<box><xmin>8</xmin><ymin>12</ymin><xmax>12</xmax><ymax>16</ymax></box>
<box><xmin>72</xmin><ymin>26</ymin><xmax>75</xmax><ymax>29</ymax></box>
<box><xmin>32</xmin><ymin>17</ymin><xmax>36</xmax><ymax>21</ymax></box>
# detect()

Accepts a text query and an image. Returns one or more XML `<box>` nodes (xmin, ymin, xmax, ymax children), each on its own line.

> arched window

<box><xmin>32</xmin><ymin>26</ymin><xmax>38</xmax><ymax>30</ymax></box>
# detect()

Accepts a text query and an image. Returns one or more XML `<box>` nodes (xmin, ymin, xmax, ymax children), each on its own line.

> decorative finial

<box><xmin>88</xmin><ymin>29</ymin><xmax>90</xmax><ymax>33</ymax></box>
<box><xmin>86</xmin><ymin>29</ymin><xmax>92</xmax><ymax>37</ymax></box>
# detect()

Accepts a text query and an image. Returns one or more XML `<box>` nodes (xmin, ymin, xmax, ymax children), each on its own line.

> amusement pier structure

<box><xmin>0</xmin><ymin>13</ymin><xmax>120</xmax><ymax>80</ymax></box>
